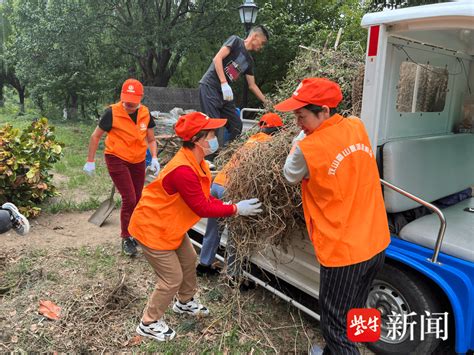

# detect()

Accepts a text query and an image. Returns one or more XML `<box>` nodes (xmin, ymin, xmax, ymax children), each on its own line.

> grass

<box><xmin>0</xmin><ymin>105</ymin><xmax>115</xmax><ymax>212</ymax></box>
<box><xmin>77</xmin><ymin>246</ymin><xmax>118</xmax><ymax>277</ymax></box>
<box><xmin>1</xmin><ymin>246</ymin><xmax>319</xmax><ymax>353</ymax></box>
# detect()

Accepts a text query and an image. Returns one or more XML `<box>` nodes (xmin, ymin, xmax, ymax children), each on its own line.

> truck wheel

<box><xmin>366</xmin><ymin>263</ymin><xmax>442</xmax><ymax>354</ymax></box>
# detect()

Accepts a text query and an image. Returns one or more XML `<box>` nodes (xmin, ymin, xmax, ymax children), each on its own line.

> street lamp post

<box><xmin>238</xmin><ymin>0</ymin><xmax>259</xmax><ymax>34</ymax></box>
<box><xmin>238</xmin><ymin>0</ymin><xmax>259</xmax><ymax>109</ymax></box>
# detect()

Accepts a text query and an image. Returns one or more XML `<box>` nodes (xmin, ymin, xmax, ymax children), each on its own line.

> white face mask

<box><xmin>207</xmin><ymin>137</ymin><xmax>219</xmax><ymax>153</ymax></box>
<box><xmin>198</xmin><ymin>137</ymin><xmax>219</xmax><ymax>155</ymax></box>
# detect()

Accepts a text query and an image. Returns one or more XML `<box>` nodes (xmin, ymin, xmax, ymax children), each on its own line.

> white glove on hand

<box><xmin>221</xmin><ymin>83</ymin><xmax>234</xmax><ymax>101</ymax></box>
<box><xmin>205</xmin><ymin>160</ymin><xmax>216</xmax><ymax>171</ymax></box>
<box><xmin>236</xmin><ymin>198</ymin><xmax>263</xmax><ymax>216</ymax></box>
<box><xmin>83</xmin><ymin>161</ymin><xmax>95</xmax><ymax>176</ymax></box>
<box><xmin>149</xmin><ymin>158</ymin><xmax>161</xmax><ymax>176</ymax></box>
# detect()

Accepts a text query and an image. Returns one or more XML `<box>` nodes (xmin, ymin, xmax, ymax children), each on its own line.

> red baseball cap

<box><xmin>259</xmin><ymin>113</ymin><xmax>284</xmax><ymax>128</ymax></box>
<box><xmin>274</xmin><ymin>78</ymin><xmax>342</xmax><ymax>112</ymax></box>
<box><xmin>121</xmin><ymin>78</ymin><xmax>144</xmax><ymax>104</ymax></box>
<box><xmin>175</xmin><ymin>112</ymin><xmax>227</xmax><ymax>141</ymax></box>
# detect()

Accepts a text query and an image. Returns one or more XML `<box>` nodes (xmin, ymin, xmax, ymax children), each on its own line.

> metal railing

<box><xmin>239</xmin><ymin>107</ymin><xmax>265</xmax><ymax>122</ymax></box>
<box><xmin>380</xmin><ymin>179</ymin><xmax>447</xmax><ymax>264</ymax></box>
<box><xmin>189</xmin><ymin>237</ymin><xmax>321</xmax><ymax>321</ymax></box>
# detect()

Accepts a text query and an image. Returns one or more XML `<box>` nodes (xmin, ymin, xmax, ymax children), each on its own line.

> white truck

<box><xmin>192</xmin><ymin>2</ymin><xmax>474</xmax><ymax>353</ymax></box>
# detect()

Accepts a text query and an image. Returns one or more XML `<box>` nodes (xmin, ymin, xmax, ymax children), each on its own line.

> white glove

<box><xmin>221</xmin><ymin>83</ymin><xmax>234</xmax><ymax>101</ymax></box>
<box><xmin>205</xmin><ymin>159</ymin><xmax>216</xmax><ymax>171</ymax></box>
<box><xmin>83</xmin><ymin>161</ymin><xmax>95</xmax><ymax>176</ymax></box>
<box><xmin>236</xmin><ymin>198</ymin><xmax>263</xmax><ymax>216</ymax></box>
<box><xmin>149</xmin><ymin>158</ymin><xmax>161</xmax><ymax>176</ymax></box>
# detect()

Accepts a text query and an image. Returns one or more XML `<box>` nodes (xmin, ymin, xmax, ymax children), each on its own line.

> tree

<box><xmin>1</xmin><ymin>0</ymin><xmax>372</xmax><ymax>117</ymax></box>
<box><xmin>4</xmin><ymin>0</ymin><xmax>124</xmax><ymax>119</ymax></box>
<box><xmin>244</xmin><ymin>0</ymin><xmax>367</xmax><ymax>107</ymax></box>
<box><xmin>98</xmin><ymin>0</ymin><xmax>243</xmax><ymax>87</ymax></box>
<box><xmin>0</xmin><ymin>3</ymin><xmax>26</xmax><ymax>112</ymax></box>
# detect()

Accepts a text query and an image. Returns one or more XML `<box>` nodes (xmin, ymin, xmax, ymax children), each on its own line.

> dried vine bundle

<box><xmin>220</xmin><ymin>124</ymin><xmax>305</xmax><ymax>258</ymax></box>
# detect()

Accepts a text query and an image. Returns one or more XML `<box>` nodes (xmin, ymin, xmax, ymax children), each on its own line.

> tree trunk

<box><xmin>0</xmin><ymin>82</ymin><xmax>4</xmax><ymax>108</ymax></box>
<box><xmin>67</xmin><ymin>92</ymin><xmax>79</xmax><ymax>120</ymax></box>
<box><xmin>18</xmin><ymin>86</ymin><xmax>25</xmax><ymax>114</ymax></box>
<box><xmin>152</xmin><ymin>71</ymin><xmax>171</xmax><ymax>87</ymax></box>
<box><xmin>80</xmin><ymin>102</ymin><xmax>86</xmax><ymax>120</ymax></box>
<box><xmin>0</xmin><ymin>68</ymin><xmax>5</xmax><ymax>108</ymax></box>
<box><xmin>139</xmin><ymin>48</ymin><xmax>174</xmax><ymax>87</ymax></box>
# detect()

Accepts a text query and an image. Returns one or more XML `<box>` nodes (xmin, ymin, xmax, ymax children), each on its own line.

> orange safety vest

<box><xmin>104</xmin><ymin>102</ymin><xmax>151</xmax><ymax>163</ymax></box>
<box><xmin>214</xmin><ymin>132</ymin><xmax>271</xmax><ymax>187</ymax></box>
<box><xmin>298</xmin><ymin>114</ymin><xmax>390</xmax><ymax>267</ymax></box>
<box><xmin>128</xmin><ymin>147</ymin><xmax>211</xmax><ymax>250</ymax></box>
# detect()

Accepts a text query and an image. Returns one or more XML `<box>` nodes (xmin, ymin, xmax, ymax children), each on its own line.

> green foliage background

<box><xmin>0</xmin><ymin>0</ymin><xmax>368</xmax><ymax>119</ymax></box>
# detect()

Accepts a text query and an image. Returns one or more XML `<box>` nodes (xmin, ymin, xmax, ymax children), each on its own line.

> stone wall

<box><xmin>143</xmin><ymin>87</ymin><xmax>200</xmax><ymax>112</ymax></box>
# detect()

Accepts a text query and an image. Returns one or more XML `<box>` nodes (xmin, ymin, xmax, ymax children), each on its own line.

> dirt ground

<box><xmin>0</xmin><ymin>211</ymin><xmax>374</xmax><ymax>353</ymax></box>
<box><xmin>2</xmin><ymin>211</ymin><xmax>121</xmax><ymax>251</ymax></box>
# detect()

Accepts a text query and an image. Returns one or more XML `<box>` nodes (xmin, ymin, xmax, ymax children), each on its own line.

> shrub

<box><xmin>0</xmin><ymin>118</ymin><xmax>64</xmax><ymax>217</ymax></box>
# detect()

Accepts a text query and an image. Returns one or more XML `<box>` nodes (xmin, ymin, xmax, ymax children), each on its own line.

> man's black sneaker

<box><xmin>122</xmin><ymin>237</ymin><xmax>137</xmax><ymax>256</ymax></box>
<box><xmin>196</xmin><ymin>263</ymin><xmax>220</xmax><ymax>276</ymax></box>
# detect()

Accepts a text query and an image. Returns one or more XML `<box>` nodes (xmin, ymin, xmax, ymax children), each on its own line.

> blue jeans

<box><xmin>200</xmin><ymin>183</ymin><xmax>226</xmax><ymax>266</ymax></box>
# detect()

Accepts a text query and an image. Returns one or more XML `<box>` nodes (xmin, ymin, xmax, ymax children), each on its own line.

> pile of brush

<box><xmin>217</xmin><ymin>124</ymin><xmax>306</xmax><ymax>258</ymax></box>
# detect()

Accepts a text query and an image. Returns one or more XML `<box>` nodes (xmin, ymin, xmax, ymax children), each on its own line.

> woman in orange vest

<box><xmin>197</xmin><ymin>113</ymin><xmax>284</xmax><ymax>277</ymax></box>
<box><xmin>83</xmin><ymin>79</ymin><xmax>160</xmax><ymax>257</ymax></box>
<box><xmin>275</xmin><ymin>78</ymin><xmax>390</xmax><ymax>355</ymax></box>
<box><xmin>128</xmin><ymin>112</ymin><xmax>262</xmax><ymax>342</ymax></box>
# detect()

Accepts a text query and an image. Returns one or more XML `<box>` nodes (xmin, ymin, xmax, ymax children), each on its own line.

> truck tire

<box><xmin>366</xmin><ymin>263</ymin><xmax>442</xmax><ymax>354</ymax></box>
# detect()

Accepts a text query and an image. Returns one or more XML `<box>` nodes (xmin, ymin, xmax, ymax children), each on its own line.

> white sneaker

<box><xmin>136</xmin><ymin>319</ymin><xmax>176</xmax><ymax>342</ymax></box>
<box><xmin>2</xmin><ymin>203</ymin><xmax>30</xmax><ymax>236</ymax></box>
<box><xmin>172</xmin><ymin>297</ymin><xmax>209</xmax><ymax>316</ymax></box>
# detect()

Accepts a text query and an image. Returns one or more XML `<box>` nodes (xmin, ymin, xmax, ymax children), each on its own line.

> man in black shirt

<box><xmin>199</xmin><ymin>25</ymin><xmax>269</xmax><ymax>143</ymax></box>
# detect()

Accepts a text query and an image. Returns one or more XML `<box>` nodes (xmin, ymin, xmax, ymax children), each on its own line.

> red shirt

<box><xmin>162</xmin><ymin>166</ymin><xmax>236</xmax><ymax>218</ymax></box>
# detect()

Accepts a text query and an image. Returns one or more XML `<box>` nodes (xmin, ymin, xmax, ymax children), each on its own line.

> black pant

<box><xmin>0</xmin><ymin>209</ymin><xmax>13</xmax><ymax>234</ymax></box>
<box><xmin>199</xmin><ymin>83</ymin><xmax>242</xmax><ymax>144</ymax></box>
<box><xmin>319</xmin><ymin>250</ymin><xmax>386</xmax><ymax>355</ymax></box>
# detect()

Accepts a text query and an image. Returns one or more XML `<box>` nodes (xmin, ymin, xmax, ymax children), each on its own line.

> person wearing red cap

<box><xmin>197</xmin><ymin>112</ymin><xmax>284</xmax><ymax>278</ymax></box>
<box><xmin>127</xmin><ymin>111</ymin><xmax>263</xmax><ymax>342</ymax></box>
<box><xmin>83</xmin><ymin>78</ymin><xmax>160</xmax><ymax>257</ymax></box>
<box><xmin>275</xmin><ymin>78</ymin><xmax>390</xmax><ymax>355</ymax></box>
<box><xmin>199</xmin><ymin>26</ymin><xmax>270</xmax><ymax>144</ymax></box>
